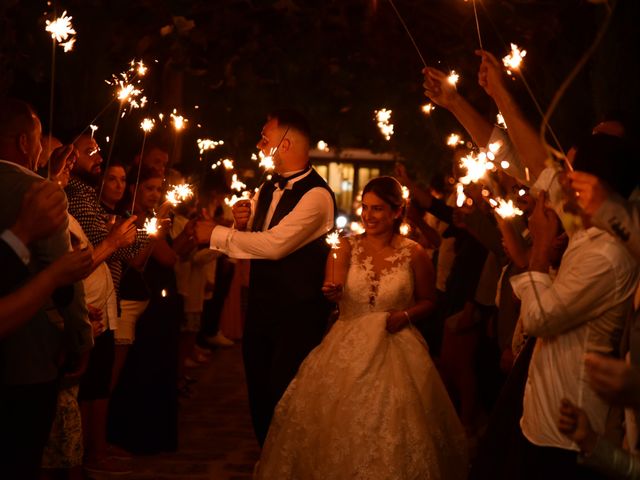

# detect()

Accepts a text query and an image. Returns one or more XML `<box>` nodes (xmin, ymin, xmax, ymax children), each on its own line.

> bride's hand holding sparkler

<box><xmin>422</xmin><ymin>67</ymin><xmax>459</xmax><ymax>109</ymax></box>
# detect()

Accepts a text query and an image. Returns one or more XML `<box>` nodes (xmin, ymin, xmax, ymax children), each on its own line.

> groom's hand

<box><xmin>386</xmin><ymin>311</ymin><xmax>409</xmax><ymax>334</ymax></box>
<box><xmin>322</xmin><ymin>282</ymin><xmax>343</xmax><ymax>303</ymax></box>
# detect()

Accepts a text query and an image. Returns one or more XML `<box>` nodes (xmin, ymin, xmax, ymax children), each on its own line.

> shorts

<box><xmin>114</xmin><ymin>299</ymin><xmax>150</xmax><ymax>345</ymax></box>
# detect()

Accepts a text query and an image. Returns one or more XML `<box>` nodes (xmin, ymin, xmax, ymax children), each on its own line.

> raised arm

<box><xmin>476</xmin><ymin>50</ymin><xmax>549</xmax><ymax>181</ymax></box>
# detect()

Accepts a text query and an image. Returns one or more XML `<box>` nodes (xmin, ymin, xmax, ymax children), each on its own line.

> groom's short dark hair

<box><xmin>268</xmin><ymin>109</ymin><xmax>311</xmax><ymax>142</ymax></box>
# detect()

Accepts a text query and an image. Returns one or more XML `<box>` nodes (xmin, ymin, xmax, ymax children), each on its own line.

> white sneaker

<box><xmin>206</xmin><ymin>331</ymin><xmax>234</xmax><ymax>347</ymax></box>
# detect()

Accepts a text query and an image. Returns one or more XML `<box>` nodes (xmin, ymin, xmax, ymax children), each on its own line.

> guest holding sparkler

<box><xmin>108</xmin><ymin>165</ymin><xmax>195</xmax><ymax>455</ymax></box>
<box><xmin>194</xmin><ymin>109</ymin><xmax>336</xmax><ymax>447</ymax></box>
<box><xmin>256</xmin><ymin>176</ymin><xmax>467</xmax><ymax>479</ymax></box>
<box><xmin>0</xmin><ymin>98</ymin><xmax>93</xmax><ymax>480</ymax></box>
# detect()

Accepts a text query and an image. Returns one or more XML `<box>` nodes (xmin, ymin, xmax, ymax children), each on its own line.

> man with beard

<box><xmin>0</xmin><ymin>98</ymin><xmax>93</xmax><ymax>479</ymax></box>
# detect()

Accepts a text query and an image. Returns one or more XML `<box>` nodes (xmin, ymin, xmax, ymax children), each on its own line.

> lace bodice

<box><xmin>339</xmin><ymin>235</ymin><xmax>415</xmax><ymax>318</ymax></box>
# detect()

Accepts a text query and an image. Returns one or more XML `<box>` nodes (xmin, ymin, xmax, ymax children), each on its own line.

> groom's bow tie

<box><xmin>270</xmin><ymin>166</ymin><xmax>310</xmax><ymax>190</ymax></box>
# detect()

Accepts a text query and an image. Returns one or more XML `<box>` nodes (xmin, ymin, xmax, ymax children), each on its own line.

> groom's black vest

<box><xmin>249</xmin><ymin>169</ymin><xmax>337</xmax><ymax>307</ymax></box>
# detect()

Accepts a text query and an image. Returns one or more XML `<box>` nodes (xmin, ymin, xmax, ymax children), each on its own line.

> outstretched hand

<box><xmin>422</xmin><ymin>66</ymin><xmax>459</xmax><ymax>108</ymax></box>
<box><xmin>476</xmin><ymin>49</ymin><xmax>507</xmax><ymax>98</ymax></box>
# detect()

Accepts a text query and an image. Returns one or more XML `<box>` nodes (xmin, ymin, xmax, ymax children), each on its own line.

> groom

<box><xmin>195</xmin><ymin>109</ymin><xmax>336</xmax><ymax>445</ymax></box>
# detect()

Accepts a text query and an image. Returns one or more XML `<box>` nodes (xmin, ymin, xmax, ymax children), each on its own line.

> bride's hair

<box><xmin>362</xmin><ymin>176</ymin><xmax>406</xmax><ymax>234</ymax></box>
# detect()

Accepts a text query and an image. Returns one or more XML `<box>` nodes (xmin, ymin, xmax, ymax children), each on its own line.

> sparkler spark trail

<box><xmin>225</xmin><ymin>191</ymin><xmax>251</xmax><ymax>207</ymax></box>
<box><xmin>502</xmin><ymin>43</ymin><xmax>527</xmax><ymax>75</ymax></box>
<box><xmin>458</xmin><ymin>151</ymin><xmax>494</xmax><ymax>185</ymax></box>
<box><xmin>166</xmin><ymin>184</ymin><xmax>194</xmax><ymax>206</ymax></box>
<box><xmin>252</xmin><ymin>147</ymin><xmax>277</xmax><ymax>171</ymax></box>
<box><xmin>230</xmin><ymin>174</ymin><xmax>246</xmax><ymax>192</ymax></box>
<box><xmin>375</xmin><ymin>109</ymin><xmax>394</xmax><ymax>141</ymax></box>
<box><xmin>89</xmin><ymin>124</ymin><xmax>98</xmax><ymax>140</ymax></box>
<box><xmin>455</xmin><ymin>183</ymin><xmax>466</xmax><ymax>208</ymax></box>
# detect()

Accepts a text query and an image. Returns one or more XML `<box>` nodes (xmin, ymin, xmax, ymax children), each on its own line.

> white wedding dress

<box><xmin>256</xmin><ymin>236</ymin><xmax>468</xmax><ymax>480</ymax></box>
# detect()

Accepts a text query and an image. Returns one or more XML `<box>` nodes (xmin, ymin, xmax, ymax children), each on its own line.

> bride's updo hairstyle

<box><xmin>362</xmin><ymin>176</ymin><xmax>406</xmax><ymax>234</ymax></box>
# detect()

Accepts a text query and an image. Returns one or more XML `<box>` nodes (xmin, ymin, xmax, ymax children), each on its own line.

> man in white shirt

<box><xmin>195</xmin><ymin>110</ymin><xmax>336</xmax><ymax>445</ymax></box>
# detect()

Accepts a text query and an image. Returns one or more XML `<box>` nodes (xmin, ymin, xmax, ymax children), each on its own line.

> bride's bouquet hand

<box><xmin>322</xmin><ymin>282</ymin><xmax>343</xmax><ymax>302</ymax></box>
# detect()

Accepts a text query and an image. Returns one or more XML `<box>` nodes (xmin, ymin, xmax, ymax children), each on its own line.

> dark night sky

<box><xmin>1</xmin><ymin>0</ymin><xmax>637</xmax><ymax>182</ymax></box>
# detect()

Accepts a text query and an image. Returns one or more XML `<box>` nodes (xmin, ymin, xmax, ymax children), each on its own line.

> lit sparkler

<box><xmin>325</xmin><ymin>230</ymin><xmax>341</xmax><ymax>283</ymax></box>
<box><xmin>375</xmin><ymin>109</ymin><xmax>394</xmax><ymax>141</ymax></box>
<box><xmin>252</xmin><ymin>148</ymin><xmax>276</xmax><ymax>171</ymax></box>
<box><xmin>225</xmin><ymin>191</ymin><xmax>251</xmax><ymax>207</ymax></box>
<box><xmin>447</xmin><ymin>70</ymin><xmax>459</xmax><ymax>86</ymax></box>
<box><xmin>502</xmin><ymin>43</ymin><xmax>527</xmax><ymax>75</ymax></box>
<box><xmin>496</xmin><ymin>112</ymin><xmax>507</xmax><ymax>129</ymax></box>
<box><xmin>401</xmin><ymin>185</ymin><xmax>410</xmax><ymax>200</ymax></box>
<box><xmin>197</xmin><ymin>138</ymin><xmax>224</xmax><ymax>155</ymax></box>
<box><xmin>166</xmin><ymin>184</ymin><xmax>194</xmax><ymax>206</ymax></box>
<box><xmin>317</xmin><ymin>140</ymin><xmax>330</xmax><ymax>152</ymax></box>
<box><xmin>140</xmin><ymin>118</ymin><xmax>155</xmax><ymax>133</ymax></box>
<box><xmin>455</xmin><ymin>183</ymin><xmax>466</xmax><ymax>208</ymax></box>
<box><xmin>222</xmin><ymin>158</ymin><xmax>234</xmax><ymax>170</ymax></box>
<box><xmin>89</xmin><ymin>124</ymin><xmax>98</xmax><ymax>139</ymax></box>
<box><xmin>399</xmin><ymin>223</ymin><xmax>411</xmax><ymax>236</ymax></box>
<box><xmin>143</xmin><ymin>216</ymin><xmax>159</xmax><ymax>235</ymax></box>
<box><xmin>458</xmin><ymin>151</ymin><xmax>494</xmax><ymax>185</ymax></box>
<box><xmin>170</xmin><ymin>109</ymin><xmax>187</xmax><ymax>131</ymax></box>
<box><xmin>421</xmin><ymin>103</ymin><xmax>434</xmax><ymax>115</ymax></box>
<box><xmin>230</xmin><ymin>174</ymin><xmax>246</xmax><ymax>192</ymax></box>
<box><xmin>45</xmin><ymin>11</ymin><xmax>76</xmax><ymax>46</ymax></box>
<box><xmin>446</xmin><ymin>133</ymin><xmax>464</xmax><ymax>147</ymax></box>
<box><xmin>489</xmin><ymin>198</ymin><xmax>523</xmax><ymax>219</ymax></box>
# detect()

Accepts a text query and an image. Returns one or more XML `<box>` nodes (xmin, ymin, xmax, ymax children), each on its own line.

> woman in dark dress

<box><xmin>108</xmin><ymin>167</ymin><xmax>195</xmax><ymax>454</ymax></box>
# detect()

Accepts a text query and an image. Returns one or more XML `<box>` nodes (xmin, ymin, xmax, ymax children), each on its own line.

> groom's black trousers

<box><xmin>242</xmin><ymin>299</ymin><xmax>328</xmax><ymax>446</ymax></box>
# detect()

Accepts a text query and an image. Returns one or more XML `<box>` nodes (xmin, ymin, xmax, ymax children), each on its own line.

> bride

<box><xmin>256</xmin><ymin>177</ymin><xmax>468</xmax><ymax>480</ymax></box>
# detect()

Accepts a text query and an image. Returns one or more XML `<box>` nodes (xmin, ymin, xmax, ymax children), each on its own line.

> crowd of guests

<box><xmin>0</xmin><ymin>44</ymin><xmax>639</xmax><ymax>480</ymax></box>
<box><xmin>0</xmin><ymin>98</ymin><xmax>238</xmax><ymax>479</ymax></box>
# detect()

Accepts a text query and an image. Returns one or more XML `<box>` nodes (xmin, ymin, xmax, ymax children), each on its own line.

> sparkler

<box><xmin>401</xmin><ymin>185</ymin><xmax>410</xmax><ymax>200</ymax></box>
<box><xmin>170</xmin><ymin>110</ymin><xmax>187</xmax><ymax>131</ymax></box>
<box><xmin>325</xmin><ymin>230</ymin><xmax>341</xmax><ymax>284</ymax></box>
<box><xmin>225</xmin><ymin>191</ymin><xmax>251</xmax><ymax>207</ymax></box>
<box><xmin>131</xmin><ymin>118</ymin><xmax>155</xmax><ymax>211</ymax></box>
<box><xmin>489</xmin><ymin>198</ymin><xmax>524</xmax><ymax>219</ymax></box>
<box><xmin>447</xmin><ymin>71</ymin><xmax>460</xmax><ymax>86</ymax></box>
<box><xmin>446</xmin><ymin>133</ymin><xmax>464</xmax><ymax>147</ymax></box>
<box><xmin>317</xmin><ymin>140</ymin><xmax>330</xmax><ymax>152</ymax></box>
<box><xmin>375</xmin><ymin>109</ymin><xmax>394</xmax><ymax>141</ymax></box>
<box><xmin>166</xmin><ymin>184</ymin><xmax>194</xmax><ymax>206</ymax></box>
<box><xmin>471</xmin><ymin>0</ymin><xmax>484</xmax><ymax>49</ymax></box>
<box><xmin>143</xmin><ymin>216</ymin><xmax>159</xmax><ymax>235</ymax></box>
<box><xmin>197</xmin><ymin>138</ymin><xmax>224</xmax><ymax>161</ymax></box>
<box><xmin>44</xmin><ymin>10</ymin><xmax>77</xmax><ymax>179</ymax></box>
<box><xmin>458</xmin><ymin>151</ymin><xmax>494</xmax><ymax>185</ymax></box>
<box><xmin>89</xmin><ymin>124</ymin><xmax>98</xmax><ymax>140</ymax></box>
<box><xmin>252</xmin><ymin>148</ymin><xmax>277</xmax><ymax>171</ymax></box>
<box><xmin>496</xmin><ymin>113</ymin><xmax>507</xmax><ymax>129</ymax></box>
<box><xmin>421</xmin><ymin>103</ymin><xmax>434</xmax><ymax>115</ymax></box>
<box><xmin>502</xmin><ymin>43</ymin><xmax>527</xmax><ymax>75</ymax></box>
<box><xmin>399</xmin><ymin>223</ymin><xmax>411</xmax><ymax>236</ymax></box>
<box><xmin>230</xmin><ymin>174</ymin><xmax>246</xmax><ymax>192</ymax></box>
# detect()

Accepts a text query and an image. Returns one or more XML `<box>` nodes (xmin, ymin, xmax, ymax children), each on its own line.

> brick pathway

<box><xmin>90</xmin><ymin>344</ymin><xmax>259</xmax><ymax>479</ymax></box>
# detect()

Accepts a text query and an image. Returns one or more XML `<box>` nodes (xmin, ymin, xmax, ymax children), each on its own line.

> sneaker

<box><xmin>84</xmin><ymin>456</ymin><xmax>132</xmax><ymax>475</ymax></box>
<box><xmin>205</xmin><ymin>331</ymin><xmax>234</xmax><ymax>347</ymax></box>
